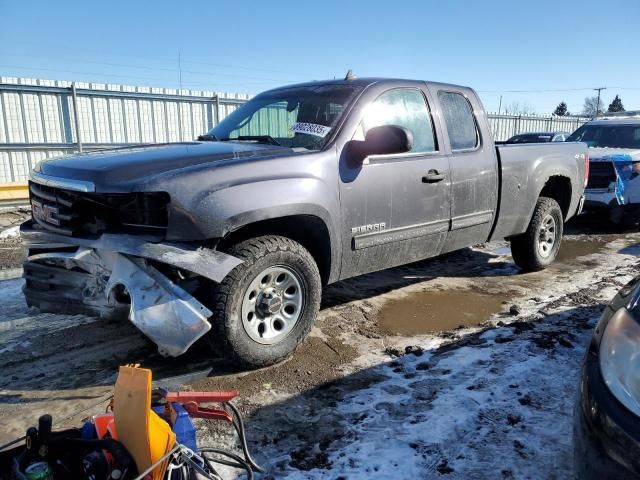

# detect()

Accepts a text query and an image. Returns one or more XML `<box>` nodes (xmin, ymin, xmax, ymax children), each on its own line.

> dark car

<box><xmin>505</xmin><ymin>131</ymin><xmax>569</xmax><ymax>144</ymax></box>
<box><xmin>574</xmin><ymin>276</ymin><xmax>640</xmax><ymax>479</ymax></box>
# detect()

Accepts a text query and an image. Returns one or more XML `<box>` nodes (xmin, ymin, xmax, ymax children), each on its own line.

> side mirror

<box><xmin>349</xmin><ymin>125</ymin><xmax>413</xmax><ymax>163</ymax></box>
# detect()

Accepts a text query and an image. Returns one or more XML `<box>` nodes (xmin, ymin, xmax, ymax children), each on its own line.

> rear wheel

<box><xmin>510</xmin><ymin>197</ymin><xmax>563</xmax><ymax>272</ymax></box>
<box><xmin>209</xmin><ymin>235</ymin><xmax>321</xmax><ymax>368</ymax></box>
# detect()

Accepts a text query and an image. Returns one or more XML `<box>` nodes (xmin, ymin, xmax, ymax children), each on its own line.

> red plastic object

<box><xmin>164</xmin><ymin>391</ymin><xmax>240</xmax><ymax>423</ymax></box>
<box><xmin>93</xmin><ymin>413</ymin><xmax>118</xmax><ymax>440</ymax></box>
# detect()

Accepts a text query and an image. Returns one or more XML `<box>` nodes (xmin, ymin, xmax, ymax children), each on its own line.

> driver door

<box><xmin>339</xmin><ymin>87</ymin><xmax>451</xmax><ymax>279</ymax></box>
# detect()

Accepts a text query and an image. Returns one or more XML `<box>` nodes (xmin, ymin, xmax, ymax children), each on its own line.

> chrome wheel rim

<box><xmin>241</xmin><ymin>265</ymin><xmax>304</xmax><ymax>345</ymax></box>
<box><xmin>538</xmin><ymin>214</ymin><xmax>557</xmax><ymax>258</ymax></box>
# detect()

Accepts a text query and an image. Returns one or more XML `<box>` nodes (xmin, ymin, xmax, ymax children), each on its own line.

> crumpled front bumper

<box><xmin>20</xmin><ymin>220</ymin><xmax>242</xmax><ymax>357</ymax></box>
<box><xmin>586</xmin><ymin>154</ymin><xmax>640</xmax><ymax>209</ymax></box>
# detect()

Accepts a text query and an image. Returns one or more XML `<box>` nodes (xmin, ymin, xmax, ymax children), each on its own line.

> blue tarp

<box><xmin>599</xmin><ymin>153</ymin><xmax>634</xmax><ymax>204</ymax></box>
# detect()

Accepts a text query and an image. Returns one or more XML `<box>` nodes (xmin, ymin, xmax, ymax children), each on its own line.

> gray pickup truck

<box><xmin>21</xmin><ymin>77</ymin><xmax>588</xmax><ymax>367</ymax></box>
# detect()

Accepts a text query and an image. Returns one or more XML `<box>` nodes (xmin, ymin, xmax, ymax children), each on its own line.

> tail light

<box><xmin>584</xmin><ymin>153</ymin><xmax>590</xmax><ymax>187</ymax></box>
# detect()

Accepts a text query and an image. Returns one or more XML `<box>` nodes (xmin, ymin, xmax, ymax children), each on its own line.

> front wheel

<box><xmin>510</xmin><ymin>197</ymin><xmax>564</xmax><ymax>272</ymax></box>
<box><xmin>209</xmin><ymin>235</ymin><xmax>321</xmax><ymax>368</ymax></box>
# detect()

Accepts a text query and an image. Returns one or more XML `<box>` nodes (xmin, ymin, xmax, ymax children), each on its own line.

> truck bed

<box><xmin>490</xmin><ymin>142</ymin><xmax>587</xmax><ymax>241</ymax></box>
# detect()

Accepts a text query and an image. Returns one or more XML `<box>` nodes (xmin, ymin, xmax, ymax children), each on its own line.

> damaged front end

<box><xmin>21</xmin><ymin>181</ymin><xmax>242</xmax><ymax>357</ymax></box>
<box><xmin>584</xmin><ymin>152</ymin><xmax>640</xmax><ymax>224</ymax></box>
<box><xmin>586</xmin><ymin>152</ymin><xmax>639</xmax><ymax>206</ymax></box>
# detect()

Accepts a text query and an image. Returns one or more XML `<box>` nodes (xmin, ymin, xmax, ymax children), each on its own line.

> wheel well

<box><xmin>539</xmin><ymin>176</ymin><xmax>571</xmax><ymax>219</ymax></box>
<box><xmin>219</xmin><ymin>215</ymin><xmax>332</xmax><ymax>285</ymax></box>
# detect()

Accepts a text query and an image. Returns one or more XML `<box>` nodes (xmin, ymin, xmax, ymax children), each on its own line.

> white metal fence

<box><xmin>0</xmin><ymin>77</ymin><xmax>249</xmax><ymax>183</ymax></box>
<box><xmin>487</xmin><ymin>113</ymin><xmax>589</xmax><ymax>141</ymax></box>
<box><xmin>0</xmin><ymin>77</ymin><xmax>590</xmax><ymax>183</ymax></box>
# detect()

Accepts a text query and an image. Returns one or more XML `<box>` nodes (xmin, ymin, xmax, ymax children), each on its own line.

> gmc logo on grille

<box><xmin>32</xmin><ymin>200</ymin><xmax>60</xmax><ymax>226</ymax></box>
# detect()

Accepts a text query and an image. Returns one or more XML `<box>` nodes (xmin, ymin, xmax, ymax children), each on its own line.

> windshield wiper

<box><xmin>197</xmin><ymin>133</ymin><xmax>218</xmax><ymax>141</ymax></box>
<box><xmin>235</xmin><ymin>135</ymin><xmax>281</xmax><ymax>146</ymax></box>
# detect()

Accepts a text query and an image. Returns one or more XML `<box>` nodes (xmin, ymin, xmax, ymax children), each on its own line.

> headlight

<box><xmin>600</xmin><ymin>307</ymin><xmax>640</xmax><ymax>416</ymax></box>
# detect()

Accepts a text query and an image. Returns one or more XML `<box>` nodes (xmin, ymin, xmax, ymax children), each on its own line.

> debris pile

<box><xmin>0</xmin><ymin>366</ymin><xmax>262</xmax><ymax>479</ymax></box>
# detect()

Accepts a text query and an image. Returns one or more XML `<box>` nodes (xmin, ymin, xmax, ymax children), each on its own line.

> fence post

<box><xmin>205</xmin><ymin>100</ymin><xmax>214</xmax><ymax>131</ymax></box>
<box><xmin>214</xmin><ymin>95</ymin><xmax>220</xmax><ymax>127</ymax></box>
<box><xmin>71</xmin><ymin>82</ymin><xmax>83</xmax><ymax>153</ymax></box>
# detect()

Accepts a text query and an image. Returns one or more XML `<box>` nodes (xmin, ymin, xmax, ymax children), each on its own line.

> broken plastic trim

<box><xmin>20</xmin><ymin>220</ymin><xmax>242</xmax><ymax>283</ymax></box>
<box><xmin>608</xmin><ymin>153</ymin><xmax>634</xmax><ymax>205</ymax></box>
<box><xmin>25</xmin><ymin>248</ymin><xmax>213</xmax><ymax>356</ymax></box>
<box><xmin>20</xmin><ymin>221</ymin><xmax>242</xmax><ymax>356</ymax></box>
<box><xmin>105</xmin><ymin>252</ymin><xmax>213</xmax><ymax>356</ymax></box>
<box><xmin>591</xmin><ymin>153</ymin><xmax>635</xmax><ymax>205</ymax></box>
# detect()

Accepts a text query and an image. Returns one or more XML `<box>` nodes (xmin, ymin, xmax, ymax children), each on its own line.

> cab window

<box><xmin>359</xmin><ymin>88</ymin><xmax>437</xmax><ymax>153</ymax></box>
<box><xmin>438</xmin><ymin>91</ymin><xmax>479</xmax><ymax>151</ymax></box>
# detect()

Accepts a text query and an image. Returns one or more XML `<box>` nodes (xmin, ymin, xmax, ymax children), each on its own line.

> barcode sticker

<box><xmin>289</xmin><ymin>122</ymin><xmax>331</xmax><ymax>138</ymax></box>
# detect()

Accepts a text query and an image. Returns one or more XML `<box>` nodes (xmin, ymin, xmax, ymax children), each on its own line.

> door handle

<box><xmin>422</xmin><ymin>170</ymin><xmax>446</xmax><ymax>183</ymax></box>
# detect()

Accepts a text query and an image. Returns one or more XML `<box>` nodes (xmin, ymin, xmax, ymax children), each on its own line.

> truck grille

<box><xmin>29</xmin><ymin>182</ymin><xmax>169</xmax><ymax>237</ymax></box>
<box><xmin>586</xmin><ymin>161</ymin><xmax>616</xmax><ymax>189</ymax></box>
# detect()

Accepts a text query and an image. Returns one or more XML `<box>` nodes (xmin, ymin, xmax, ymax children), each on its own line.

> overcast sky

<box><xmin>1</xmin><ymin>0</ymin><xmax>638</xmax><ymax>114</ymax></box>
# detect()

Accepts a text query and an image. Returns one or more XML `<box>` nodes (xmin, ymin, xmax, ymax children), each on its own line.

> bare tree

<box><xmin>583</xmin><ymin>96</ymin><xmax>604</xmax><ymax>117</ymax></box>
<box><xmin>503</xmin><ymin>101</ymin><xmax>536</xmax><ymax>115</ymax></box>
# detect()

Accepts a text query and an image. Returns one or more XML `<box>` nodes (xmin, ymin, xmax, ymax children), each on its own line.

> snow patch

<box><xmin>0</xmin><ymin>225</ymin><xmax>20</xmax><ymax>240</ymax></box>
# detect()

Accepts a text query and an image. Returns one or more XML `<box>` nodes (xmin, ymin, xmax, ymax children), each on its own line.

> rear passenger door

<box><xmin>339</xmin><ymin>86</ymin><xmax>452</xmax><ymax>278</ymax></box>
<box><xmin>434</xmin><ymin>90</ymin><xmax>499</xmax><ymax>253</ymax></box>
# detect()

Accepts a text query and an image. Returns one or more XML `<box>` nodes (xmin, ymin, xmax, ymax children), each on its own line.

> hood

<box><xmin>34</xmin><ymin>141</ymin><xmax>295</xmax><ymax>191</ymax></box>
<box><xmin>589</xmin><ymin>147</ymin><xmax>640</xmax><ymax>162</ymax></box>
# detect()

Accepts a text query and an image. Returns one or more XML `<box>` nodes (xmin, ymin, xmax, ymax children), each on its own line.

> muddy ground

<box><xmin>0</xmin><ymin>209</ymin><xmax>28</xmax><ymax>272</ymax></box>
<box><xmin>0</xmin><ymin>212</ymin><xmax>638</xmax><ymax>478</ymax></box>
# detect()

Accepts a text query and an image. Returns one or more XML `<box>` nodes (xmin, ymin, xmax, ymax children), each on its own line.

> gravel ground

<box><xmin>0</xmin><ymin>212</ymin><xmax>638</xmax><ymax>479</ymax></box>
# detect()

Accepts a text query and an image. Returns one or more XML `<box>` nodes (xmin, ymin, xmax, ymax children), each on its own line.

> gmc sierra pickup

<box><xmin>21</xmin><ymin>77</ymin><xmax>588</xmax><ymax>367</ymax></box>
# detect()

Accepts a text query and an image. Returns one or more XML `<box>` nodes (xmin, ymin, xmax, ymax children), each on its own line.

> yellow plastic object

<box><xmin>113</xmin><ymin>366</ymin><xmax>176</xmax><ymax>480</ymax></box>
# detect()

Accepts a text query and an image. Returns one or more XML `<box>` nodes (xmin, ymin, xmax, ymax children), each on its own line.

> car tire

<box><xmin>510</xmin><ymin>197</ymin><xmax>564</xmax><ymax>272</ymax></box>
<box><xmin>209</xmin><ymin>235</ymin><xmax>321</xmax><ymax>368</ymax></box>
<box><xmin>609</xmin><ymin>206</ymin><xmax>640</xmax><ymax>230</ymax></box>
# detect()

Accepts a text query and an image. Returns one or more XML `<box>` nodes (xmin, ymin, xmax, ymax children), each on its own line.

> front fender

<box><xmin>168</xmin><ymin>176</ymin><xmax>341</xmax><ymax>281</ymax></box>
<box><xmin>193</xmin><ymin>177</ymin><xmax>338</xmax><ymax>239</ymax></box>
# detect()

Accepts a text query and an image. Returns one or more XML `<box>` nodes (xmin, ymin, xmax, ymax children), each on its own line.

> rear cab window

<box><xmin>438</xmin><ymin>91</ymin><xmax>480</xmax><ymax>151</ymax></box>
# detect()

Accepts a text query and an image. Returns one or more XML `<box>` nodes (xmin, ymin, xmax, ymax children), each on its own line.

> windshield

<box><xmin>567</xmin><ymin>123</ymin><xmax>640</xmax><ymax>149</ymax></box>
<box><xmin>207</xmin><ymin>84</ymin><xmax>363</xmax><ymax>151</ymax></box>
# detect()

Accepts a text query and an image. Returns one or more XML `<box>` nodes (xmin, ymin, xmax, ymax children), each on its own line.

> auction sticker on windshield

<box><xmin>290</xmin><ymin>122</ymin><xmax>331</xmax><ymax>138</ymax></box>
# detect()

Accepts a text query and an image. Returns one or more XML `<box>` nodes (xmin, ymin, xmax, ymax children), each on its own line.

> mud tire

<box><xmin>510</xmin><ymin>197</ymin><xmax>564</xmax><ymax>272</ymax></box>
<box><xmin>209</xmin><ymin>235</ymin><xmax>321</xmax><ymax>368</ymax></box>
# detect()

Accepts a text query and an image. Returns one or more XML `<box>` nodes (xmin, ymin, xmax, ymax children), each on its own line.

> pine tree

<box><xmin>553</xmin><ymin>102</ymin><xmax>568</xmax><ymax>116</ymax></box>
<box><xmin>608</xmin><ymin>95</ymin><xmax>625</xmax><ymax>112</ymax></box>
